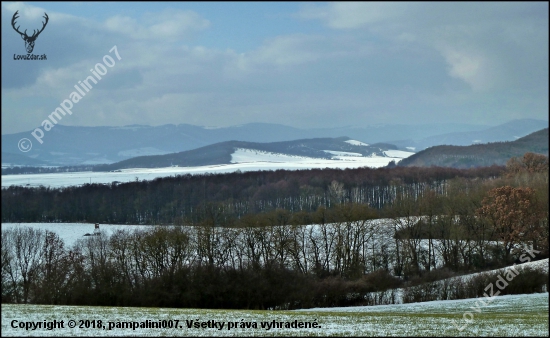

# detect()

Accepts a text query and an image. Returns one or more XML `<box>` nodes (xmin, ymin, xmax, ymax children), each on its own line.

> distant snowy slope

<box><xmin>2</xmin><ymin>157</ymin><xmax>408</xmax><ymax>188</ymax></box>
<box><xmin>93</xmin><ymin>137</ymin><xmax>409</xmax><ymax>171</ymax></box>
<box><xmin>298</xmin><ymin>292</ymin><xmax>548</xmax><ymax>314</ymax></box>
<box><xmin>345</xmin><ymin>140</ymin><xmax>369</xmax><ymax>146</ymax></box>
<box><xmin>448</xmin><ymin>258</ymin><xmax>549</xmax><ymax>282</ymax></box>
<box><xmin>231</xmin><ymin>148</ymin><xmax>316</xmax><ymax>163</ymax></box>
<box><xmin>384</xmin><ymin>150</ymin><xmax>415</xmax><ymax>158</ymax></box>
<box><xmin>354</xmin><ymin>258</ymin><xmax>549</xmax><ymax>306</ymax></box>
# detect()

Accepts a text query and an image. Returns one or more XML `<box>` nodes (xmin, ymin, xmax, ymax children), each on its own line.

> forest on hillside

<box><xmin>1</xmin><ymin>153</ymin><xmax>548</xmax><ymax>309</ymax></box>
<box><xmin>2</xmin><ymin>165</ymin><xmax>505</xmax><ymax>225</ymax></box>
<box><xmin>398</xmin><ymin>128</ymin><xmax>548</xmax><ymax>168</ymax></box>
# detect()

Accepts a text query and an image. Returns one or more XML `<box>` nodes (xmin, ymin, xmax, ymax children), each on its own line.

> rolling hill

<box><xmin>93</xmin><ymin>137</ymin><xmax>408</xmax><ymax>171</ymax></box>
<box><xmin>2</xmin><ymin>119</ymin><xmax>546</xmax><ymax>166</ymax></box>
<box><xmin>398</xmin><ymin>128</ymin><xmax>548</xmax><ymax>168</ymax></box>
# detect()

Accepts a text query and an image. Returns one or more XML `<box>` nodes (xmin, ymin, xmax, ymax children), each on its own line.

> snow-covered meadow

<box><xmin>1</xmin><ymin>293</ymin><xmax>547</xmax><ymax>336</ymax></box>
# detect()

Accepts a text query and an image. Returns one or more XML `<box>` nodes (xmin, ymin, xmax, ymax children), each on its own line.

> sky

<box><xmin>1</xmin><ymin>2</ymin><xmax>548</xmax><ymax>135</ymax></box>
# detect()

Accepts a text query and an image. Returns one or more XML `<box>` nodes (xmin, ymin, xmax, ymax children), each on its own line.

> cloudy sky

<box><xmin>2</xmin><ymin>2</ymin><xmax>548</xmax><ymax>134</ymax></box>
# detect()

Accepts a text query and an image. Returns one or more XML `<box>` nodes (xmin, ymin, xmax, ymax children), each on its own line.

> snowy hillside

<box><xmin>383</xmin><ymin>150</ymin><xmax>415</xmax><ymax>158</ymax></box>
<box><xmin>231</xmin><ymin>148</ymin><xmax>317</xmax><ymax>163</ymax></box>
<box><xmin>2</xmin><ymin>148</ymin><xmax>412</xmax><ymax>188</ymax></box>
<box><xmin>345</xmin><ymin>140</ymin><xmax>369</xmax><ymax>146</ymax></box>
<box><xmin>352</xmin><ymin>258</ymin><xmax>549</xmax><ymax>306</ymax></box>
<box><xmin>298</xmin><ymin>292</ymin><xmax>548</xmax><ymax>314</ymax></box>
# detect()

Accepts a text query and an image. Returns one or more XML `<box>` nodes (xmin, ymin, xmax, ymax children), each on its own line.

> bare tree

<box><xmin>34</xmin><ymin>231</ymin><xmax>70</xmax><ymax>304</ymax></box>
<box><xmin>4</xmin><ymin>227</ymin><xmax>45</xmax><ymax>303</ymax></box>
<box><xmin>328</xmin><ymin>180</ymin><xmax>345</xmax><ymax>206</ymax></box>
<box><xmin>2</xmin><ymin>229</ymin><xmax>16</xmax><ymax>302</ymax></box>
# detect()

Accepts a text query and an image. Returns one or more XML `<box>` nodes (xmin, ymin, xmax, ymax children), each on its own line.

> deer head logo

<box><xmin>11</xmin><ymin>10</ymin><xmax>49</xmax><ymax>54</ymax></box>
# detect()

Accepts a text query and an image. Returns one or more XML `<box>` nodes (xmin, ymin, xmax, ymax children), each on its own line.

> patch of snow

<box><xmin>300</xmin><ymin>292</ymin><xmax>548</xmax><ymax>313</ymax></box>
<box><xmin>231</xmin><ymin>148</ymin><xmax>315</xmax><ymax>163</ymax></box>
<box><xmin>345</xmin><ymin>140</ymin><xmax>369</xmax><ymax>146</ymax></box>
<box><xmin>358</xmin><ymin>258</ymin><xmax>549</xmax><ymax>306</ymax></box>
<box><xmin>383</xmin><ymin>150</ymin><xmax>415</xmax><ymax>158</ymax></box>
<box><xmin>448</xmin><ymin>258</ymin><xmax>549</xmax><ymax>283</ymax></box>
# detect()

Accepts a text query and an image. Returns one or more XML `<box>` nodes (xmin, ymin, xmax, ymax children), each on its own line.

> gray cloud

<box><xmin>298</xmin><ymin>2</ymin><xmax>548</xmax><ymax>93</ymax></box>
<box><xmin>2</xmin><ymin>2</ymin><xmax>548</xmax><ymax>135</ymax></box>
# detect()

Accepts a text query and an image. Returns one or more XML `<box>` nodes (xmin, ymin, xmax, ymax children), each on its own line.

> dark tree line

<box><xmin>2</xmin><ymin>165</ymin><xmax>504</xmax><ymax>225</ymax></box>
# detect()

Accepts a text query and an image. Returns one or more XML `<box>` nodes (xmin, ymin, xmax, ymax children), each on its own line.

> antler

<box><xmin>11</xmin><ymin>10</ymin><xmax>26</xmax><ymax>36</ymax></box>
<box><xmin>11</xmin><ymin>11</ymin><xmax>49</xmax><ymax>39</ymax></box>
<box><xmin>29</xmin><ymin>12</ymin><xmax>49</xmax><ymax>39</ymax></box>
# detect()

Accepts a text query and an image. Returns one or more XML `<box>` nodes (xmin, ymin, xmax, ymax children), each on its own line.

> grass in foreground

<box><xmin>1</xmin><ymin>293</ymin><xmax>548</xmax><ymax>336</ymax></box>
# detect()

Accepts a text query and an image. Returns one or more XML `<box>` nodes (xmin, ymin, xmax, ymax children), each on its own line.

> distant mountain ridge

<box><xmin>398</xmin><ymin>128</ymin><xmax>549</xmax><ymax>168</ymax></box>
<box><xmin>1</xmin><ymin>118</ymin><xmax>547</xmax><ymax>166</ymax></box>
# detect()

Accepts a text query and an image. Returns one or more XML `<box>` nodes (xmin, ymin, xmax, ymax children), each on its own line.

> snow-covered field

<box><xmin>1</xmin><ymin>293</ymin><xmax>547</xmax><ymax>336</ymax></box>
<box><xmin>345</xmin><ymin>140</ymin><xmax>369</xmax><ymax>146</ymax></box>
<box><xmin>2</xmin><ymin>148</ymin><xmax>412</xmax><ymax>188</ymax></box>
<box><xmin>384</xmin><ymin>150</ymin><xmax>416</xmax><ymax>158</ymax></box>
<box><xmin>231</xmin><ymin>148</ymin><xmax>321</xmax><ymax>163</ymax></box>
<box><xmin>230</xmin><ymin>147</ymin><xmax>409</xmax><ymax>166</ymax></box>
